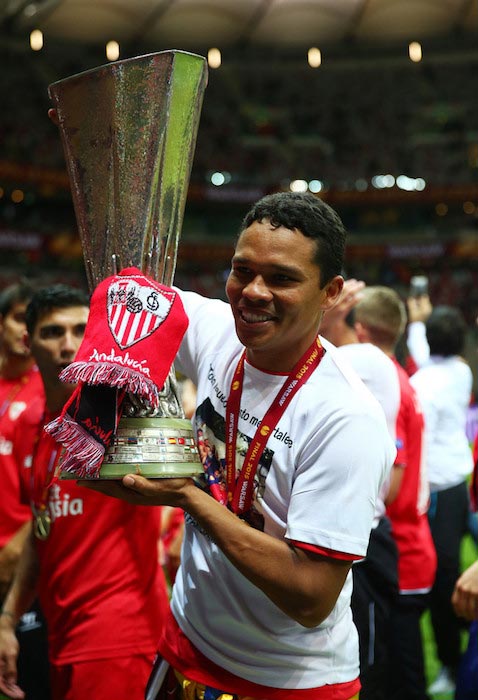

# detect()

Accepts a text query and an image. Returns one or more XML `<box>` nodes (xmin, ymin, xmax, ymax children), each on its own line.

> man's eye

<box><xmin>273</xmin><ymin>274</ymin><xmax>293</xmax><ymax>283</ymax></box>
<box><xmin>40</xmin><ymin>328</ymin><xmax>62</xmax><ymax>339</ymax></box>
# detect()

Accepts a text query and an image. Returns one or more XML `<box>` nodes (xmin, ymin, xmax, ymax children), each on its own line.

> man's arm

<box><xmin>82</xmin><ymin>476</ymin><xmax>352</xmax><ymax>628</ymax></box>
<box><xmin>0</xmin><ymin>524</ymin><xmax>40</xmax><ymax>699</ymax></box>
<box><xmin>384</xmin><ymin>464</ymin><xmax>404</xmax><ymax>505</ymax></box>
<box><xmin>0</xmin><ymin>523</ymin><xmax>32</xmax><ymax>601</ymax></box>
<box><xmin>406</xmin><ymin>295</ymin><xmax>432</xmax><ymax>368</ymax></box>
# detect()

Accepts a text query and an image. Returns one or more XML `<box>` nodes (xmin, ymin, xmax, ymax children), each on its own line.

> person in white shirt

<box><xmin>320</xmin><ymin>279</ymin><xmax>401</xmax><ymax>700</ymax></box>
<box><xmin>83</xmin><ymin>191</ymin><xmax>396</xmax><ymax>700</ymax></box>
<box><xmin>408</xmin><ymin>303</ymin><xmax>474</xmax><ymax>695</ymax></box>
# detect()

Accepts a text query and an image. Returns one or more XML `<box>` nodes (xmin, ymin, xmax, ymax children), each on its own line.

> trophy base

<box><xmin>59</xmin><ymin>416</ymin><xmax>204</xmax><ymax>480</ymax></box>
<box><xmin>59</xmin><ymin>461</ymin><xmax>204</xmax><ymax>480</ymax></box>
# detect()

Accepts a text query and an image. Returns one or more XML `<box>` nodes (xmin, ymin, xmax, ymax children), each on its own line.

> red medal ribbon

<box><xmin>224</xmin><ymin>337</ymin><xmax>325</xmax><ymax>514</ymax></box>
<box><xmin>30</xmin><ymin>414</ymin><xmax>62</xmax><ymax>515</ymax></box>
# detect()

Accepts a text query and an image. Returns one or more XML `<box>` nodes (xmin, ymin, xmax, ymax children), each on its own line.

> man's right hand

<box><xmin>0</xmin><ymin>617</ymin><xmax>24</xmax><ymax>699</ymax></box>
<box><xmin>406</xmin><ymin>294</ymin><xmax>432</xmax><ymax>324</ymax></box>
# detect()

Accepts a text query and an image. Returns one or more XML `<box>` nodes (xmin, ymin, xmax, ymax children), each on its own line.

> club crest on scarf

<box><xmin>108</xmin><ymin>277</ymin><xmax>175</xmax><ymax>349</ymax></box>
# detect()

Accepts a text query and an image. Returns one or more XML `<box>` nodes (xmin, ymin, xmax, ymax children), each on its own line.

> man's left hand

<box><xmin>78</xmin><ymin>474</ymin><xmax>192</xmax><ymax>507</ymax></box>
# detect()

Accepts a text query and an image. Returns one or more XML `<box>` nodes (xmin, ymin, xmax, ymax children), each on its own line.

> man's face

<box><xmin>28</xmin><ymin>306</ymin><xmax>89</xmax><ymax>389</ymax></box>
<box><xmin>225</xmin><ymin>220</ymin><xmax>343</xmax><ymax>372</ymax></box>
<box><xmin>0</xmin><ymin>301</ymin><xmax>31</xmax><ymax>358</ymax></box>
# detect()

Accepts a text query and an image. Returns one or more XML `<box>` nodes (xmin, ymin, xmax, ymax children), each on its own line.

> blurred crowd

<box><xmin>2</xmin><ymin>46</ymin><xmax>477</xmax><ymax>191</ymax></box>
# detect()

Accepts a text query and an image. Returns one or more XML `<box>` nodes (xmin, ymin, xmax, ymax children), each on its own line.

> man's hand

<box><xmin>452</xmin><ymin>561</ymin><xmax>478</xmax><ymax>621</ymax></box>
<box><xmin>78</xmin><ymin>474</ymin><xmax>193</xmax><ymax>507</ymax></box>
<box><xmin>0</xmin><ymin>617</ymin><xmax>24</xmax><ymax>699</ymax></box>
<box><xmin>319</xmin><ymin>278</ymin><xmax>365</xmax><ymax>344</ymax></box>
<box><xmin>407</xmin><ymin>295</ymin><xmax>432</xmax><ymax>324</ymax></box>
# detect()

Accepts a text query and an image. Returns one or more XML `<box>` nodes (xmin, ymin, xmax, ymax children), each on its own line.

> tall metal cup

<box><xmin>49</xmin><ymin>50</ymin><xmax>208</xmax><ymax>479</ymax></box>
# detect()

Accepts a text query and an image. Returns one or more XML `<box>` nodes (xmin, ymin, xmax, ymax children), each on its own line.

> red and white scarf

<box><xmin>46</xmin><ymin>267</ymin><xmax>188</xmax><ymax>478</ymax></box>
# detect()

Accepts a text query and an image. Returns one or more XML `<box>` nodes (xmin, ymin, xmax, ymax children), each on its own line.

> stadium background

<box><xmin>1</xmin><ymin>0</ymin><xmax>477</xmax><ymax>388</ymax></box>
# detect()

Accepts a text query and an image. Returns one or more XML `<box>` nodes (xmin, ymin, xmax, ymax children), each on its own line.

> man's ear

<box><xmin>322</xmin><ymin>275</ymin><xmax>344</xmax><ymax>310</ymax></box>
<box><xmin>354</xmin><ymin>321</ymin><xmax>370</xmax><ymax>343</ymax></box>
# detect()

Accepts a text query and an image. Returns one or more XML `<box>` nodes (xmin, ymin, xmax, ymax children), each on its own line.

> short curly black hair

<box><xmin>240</xmin><ymin>191</ymin><xmax>347</xmax><ymax>285</ymax></box>
<box><xmin>26</xmin><ymin>284</ymin><xmax>90</xmax><ymax>335</ymax></box>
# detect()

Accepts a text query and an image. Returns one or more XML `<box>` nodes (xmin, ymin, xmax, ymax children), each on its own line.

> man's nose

<box><xmin>242</xmin><ymin>275</ymin><xmax>272</xmax><ymax>301</ymax></box>
<box><xmin>61</xmin><ymin>332</ymin><xmax>79</xmax><ymax>355</ymax></box>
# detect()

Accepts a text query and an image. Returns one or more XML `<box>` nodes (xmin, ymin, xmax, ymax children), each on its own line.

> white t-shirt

<box><xmin>172</xmin><ymin>291</ymin><xmax>397</xmax><ymax>690</ymax></box>
<box><xmin>335</xmin><ymin>343</ymin><xmax>400</xmax><ymax>524</ymax></box>
<box><xmin>410</xmin><ymin>356</ymin><xmax>473</xmax><ymax>491</ymax></box>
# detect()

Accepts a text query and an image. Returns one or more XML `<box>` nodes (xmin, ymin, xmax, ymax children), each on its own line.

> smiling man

<box><xmin>83</xmin><ymin>191</ymin><xmax>396</xmax><ymax>700</ymax></box>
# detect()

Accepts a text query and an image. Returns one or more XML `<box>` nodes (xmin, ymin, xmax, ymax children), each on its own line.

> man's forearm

<box><xmin>82</xmin><ymin>476</ymin><xmax>351</xmax><ymax>627</ymax></box>
<box><xmin>0</xmin><ymin>522</ymin><xmax>32</xmax><ymax>599</ymax></box>
<box><xmin>177</xmin><ymin>482</ymin><xmax>351</xmax><ymax>627</ymax></box>
<box><xmin>1</xmin><ymin>525</ymin><xmax>39</xmax><ymax>625</ymax></box>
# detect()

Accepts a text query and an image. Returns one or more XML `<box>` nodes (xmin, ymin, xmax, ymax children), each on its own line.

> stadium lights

<box><xmin>409</xmin><ymin>41</ymin><xmax>422</xmax><ymax>62</ymax></box>
<box><xmin>106</xmin><ymin>41</ymin><xmax>120</xmax><ymax>61</ymax></box>
<box><xmin>11</xmin><ymin>189</ymin><xmax>24</xmax><ymax>203</ymax></box>
<box><xmin>371</xmin><ymin>174</ymin><xmax>426</xmax><ymax>191</ymax></box>
<box><xmin>371</xmin><ymin>174</ymin><xmax>395</xmax><ymax>189</ymax></box>
<box><xmin>208</xmin><ymin>48</ymin><xmax>221</xmax><ymax>69</ymax></box>
<box><xmin>210</xmin><ymin>171</ymin><xmax>231</xmax><ymax>186</ymax></box>
<box><xmin>436</xmin><ymin>203</ymin><xmax>448</xmax><ymax>216</ymax></box>
<box><xmin>30</xmin><ymin>29</ymin><xmax>43</xmax><ymax>51</ymax></box>
<box><xmin>308</xmin><ymin>180</ymin><xmax>323</xmax><ymax>193</ymax></box>
<box><xmin>308</xmin><ymin>48</ymin><xmax>321</xmax><ymax>68</ymax></box>
<box><xmin>396</xmin><ymin>175</ymin><xmax>426</xmax><ymax>191</ymax></box>
<box><xmin>290</xmin><ymin>180</ymin><xmax>308</xmax><ymax>192</ymax></box>
<box><xmin>355</xmin><ymin>179</ymin><xmax>368</xmax><ymax>191</ymax></box>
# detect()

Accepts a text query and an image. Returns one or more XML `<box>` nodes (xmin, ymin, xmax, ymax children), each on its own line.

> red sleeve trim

<box><xmin>290</xmin><ymin>540</ymin><xmax>361</xmax><ymax>561</ymax></box>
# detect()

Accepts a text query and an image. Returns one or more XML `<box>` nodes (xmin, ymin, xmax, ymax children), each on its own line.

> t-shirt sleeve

<box><xmin>285</xmin><ymin>411</ymin><xmax>395</xmax><ymax>559</ymax></box>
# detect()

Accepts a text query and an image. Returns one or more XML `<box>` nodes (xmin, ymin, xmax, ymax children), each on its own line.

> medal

<box><xmin>33</xmin><ymin>507</ymin><xmax>51</xmax><ymax>540</ymax></box>
<box><xmin>30</xmin><ymin>419</ymin><xmax>63</xmax><ymax>541</ymax></box>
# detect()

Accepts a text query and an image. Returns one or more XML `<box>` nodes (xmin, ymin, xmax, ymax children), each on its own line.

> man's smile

<box><xmin>239</xmin><ymin>309</ymin><xmax>277</xmax><ymax>324</ymax></box>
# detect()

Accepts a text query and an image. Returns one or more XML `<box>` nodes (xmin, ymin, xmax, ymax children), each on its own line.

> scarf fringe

<box><xmin>59</xmin><ymin>362</ymin><xmax>160</xmax><ymax>407</ymax></box>
<box><xmin>45</xmin><ymin>413</ymin><xmax>105</xmax><ymax>479</ymax></box>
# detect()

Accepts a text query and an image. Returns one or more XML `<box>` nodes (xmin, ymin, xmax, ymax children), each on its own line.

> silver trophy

<box><xmin>48</xmin><ymin>50</ymin><xmax>207</xmax><ymax>479</ymax></box>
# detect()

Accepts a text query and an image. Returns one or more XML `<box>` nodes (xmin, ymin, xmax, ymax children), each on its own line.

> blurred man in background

<box><xmin>408</xmin><ymin>300</ymin><xmax>474</xmax><ymax>695</ymax></box>
<box><xmin>0</xmin><ymin>281</ymin><xmax>49</xmax><ymax>700</ymax></box>
<box><xmin>0</xmin><ymin>284</ymin><xmax>169</xmax><ymax>700</ymax></box>
<box><xmin>354</xmin><ymin>286</ymin><xmax>437</xmax><ymax>700</ymax></box>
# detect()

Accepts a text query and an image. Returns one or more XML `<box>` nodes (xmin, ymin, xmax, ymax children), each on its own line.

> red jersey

<box><xmin>20</xmin><ymin>400</ymin><xmax>169</xmax><ymax>664</ymax></box>
<box><xmin>471</xmin><ymin>434</ymin><xmax>478</xmax><ymax>511</ymax></box>
<box><xmin>0</xmin><ymin>366</ymin><xmax>44</xmax><ymax>548</ymax></box>
<box><xmin>387</xmin><ymin>358</ymin><xmax>436</xmax><ymax>593</ymax></box>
